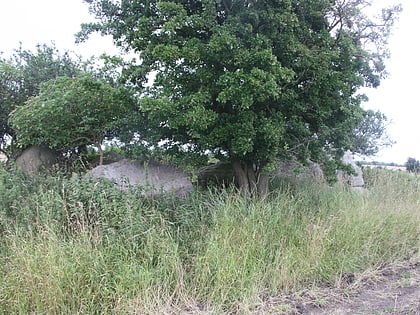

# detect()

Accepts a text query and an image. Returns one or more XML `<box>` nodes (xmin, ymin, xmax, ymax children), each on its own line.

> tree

<box><xmin>9</xmin><ymin>74</ymin><xmax>135</xmax><ymax>165</ymax></box>
<box><xmin>405</xmin><ymin>157</ymin><xmax>420</xmax><ymax>173</ymax></box>
<box><xmin>78</xmin><ymin>0</ymin><xmax>400</xmax><ymax>194</ymax></box>
<box><xmin>0</xmin><ymin>44</ymin><xmax>81</xmax><ymax>157</ymax></box>
<box><xmin>351</xmin><ymin>109</ymin><xmax>394</xmax><ymax>156</ymax></box>
<box><xmin>0</xmin><ymin>59</ymin><xmax>20</xmax><ymax>155</ymax></box>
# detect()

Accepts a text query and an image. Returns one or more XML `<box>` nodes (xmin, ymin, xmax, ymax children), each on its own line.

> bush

<box><xmin>405</xmin><ymin>157</ymin><xmax>420</xmax><ymax>173</ymax></box>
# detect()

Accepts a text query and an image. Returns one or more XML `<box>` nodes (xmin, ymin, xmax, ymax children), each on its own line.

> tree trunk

<box><xmin>231</xmin><ymin>160</ymin><xmax>270</xmax><ymax>196</ymax></box>
<box><xmin>96</xmin><ymin>143</ymin><xmax>104</xmax><ymax>165</ymax></box>
<box><xmin>246</xmin><ymin>161</ymin><xmax>258</xmax><ymax>195</ymax></box>
<box><xmin>256</xmin><ymin>173</ymin><xmax>269</xmax><ymax>196</ymax></box>
<box><xmin>232</xmin><ymin>160</ymin><xmax>249</xmax><ymax>193</ymax></box>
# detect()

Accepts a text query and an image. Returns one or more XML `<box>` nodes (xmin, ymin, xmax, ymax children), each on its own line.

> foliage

<box><xmin>9</xmin><ymin>74</ymin><xmax>136</xmax><ymax>164</ymax></box>
<box><xmin>0</xmin><ymin>44</ymin><xmax>82</xmax><ymax>156</ymax></box>
<box><xmin>78</xmin><ymin>0</ymin><xmax>401</xmax><ymax>194</ymax></box>
<box><xmin>0</xmin><ymin>164</ymin><xmax>419</xmax><ymax>313</ymax></box>
<box><xmin>350</xmin><ymin>109</ymin><xmax>394</xmax><ymax>156</ymax></box>
<box><xmin>405</xmin><ymin>157</ymin><xmax>420</xmax><ymax>173</ymax></box>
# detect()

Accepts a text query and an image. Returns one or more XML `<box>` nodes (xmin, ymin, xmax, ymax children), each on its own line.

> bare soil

<box><xmin>173</xmin><ymin>258</ymin><xmax>419</xmax><ymax>315</ymax></box>
<box><xmin>289</xmin><ymin>258</ymin><xmax>420</xmax><ymax>315</ymax></box>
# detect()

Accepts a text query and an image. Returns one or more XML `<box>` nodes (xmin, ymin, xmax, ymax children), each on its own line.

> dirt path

<box><xmin>297</xmin><ymin>259</ymin><xmax>419</xmax><ymax>315</ymax></box>
<box><xmin>176</xmin><ymin>258</ymin><xmax>419</xmax><ymax>314</ymax></box>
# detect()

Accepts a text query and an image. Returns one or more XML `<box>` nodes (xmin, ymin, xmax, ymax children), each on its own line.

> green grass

<box><xmin>0</xmin><ymin>165</ymin><xmax>419</xmax><ymax>314</ymax></box>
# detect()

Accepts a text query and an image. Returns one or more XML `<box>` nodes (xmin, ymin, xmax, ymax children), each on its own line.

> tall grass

<box><xmin>0</xmin><ymin>164</ymin><xmax>418</xmax><ymax>314</ymax></box>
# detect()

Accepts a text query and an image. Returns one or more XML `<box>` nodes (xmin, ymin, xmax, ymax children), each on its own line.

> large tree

<box><xmin>350</xmin><ymin>109</ymin><xmax>394</xmax><ymax>156</ymax></box>
<box><xmin>0</xmin><ymin>44</ymin><xmax>81</xmax><ymax>157</ymax></box>
<box><xmin>78</xmin><ymin>0</ymin><xmax>400</xmax><ymax>194</ymax></box>
<box><xmin>9</xmin><ymin>74</ymin><xmax>135</xmax><ymax>165</ymax></box>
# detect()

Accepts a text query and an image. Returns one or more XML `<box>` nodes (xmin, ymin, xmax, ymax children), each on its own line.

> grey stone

<box><xmin>90</xmin><ymin>150</ymin><xmax>125</xmax><ymax>167</ymax></box>
<box><xmin>337</xmin><ymin>151</ymin><xmax>364</xmax><ymax>187</ymax></box>
<box><xmin>102</xmin><ymin>151</ymin><xmax>125</xmax><ymax>164</ymax></box>
<box><xmin>274</xmin><ymin>152</ymin><xmax>364</xmax><ymax>187</ymax></box>
<box><xmin>0</xmin><ymin>153</ymin><xmax>6</xmax><ymax>163</ymax></box>
<box><xmin>197</xmin><ymin>162</ymin><xmax>235</xmax><ymax>187</ymax></box>
<box><xmin>15</xmin><ymin>145</ymin><xmax>58</xmax><ymax>174</ymax></box>
<box><xmin>88</xmin><ymin>159</ymin><xmax>193</xmax><ymax>196</ymax></box>
<box><xmin>275</xmin><ymin>160</ymin><xmax>325</xmax><ymax>183</ymax></box>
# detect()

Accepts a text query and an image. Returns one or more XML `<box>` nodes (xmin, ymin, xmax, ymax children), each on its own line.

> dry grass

<box><xmin>0</xmin><ymin>166</ymin><xmax>419</xmax><ymax>314</ymax></box>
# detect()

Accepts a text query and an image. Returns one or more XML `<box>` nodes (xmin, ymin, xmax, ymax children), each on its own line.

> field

<box><xmin>0</xmin><ymin>164</ymin><xmax>419</xmax><ymax>314</ymax></box>
<box><xmin>363</xmin><ymin>164</ymin><xmax>407</xmax><ymax>172</ymax></box>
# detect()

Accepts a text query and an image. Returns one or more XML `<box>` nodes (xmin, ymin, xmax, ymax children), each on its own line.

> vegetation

<box><xmin>0</xmin><ymin>163</ymin><xmax>418</xmax><ymax>314</ymax></box>
<box><xmin>0</xmin><ymin>44</ymin><xmax>81</xmax><ymax>157</ymax></box>
<box><xmin>350</xmin><ymin>109</ymin><xmax>394</xmax><ymax>156</ymax></box>
<box><xmin>1</xmin><ymin>3</ymin><xmax>414</xmax><ymax>312</ymax></box>
<box><xmin>405</xmin><ymin>157</ymin><xmax>420</xmax><ymax>173</ymax></box>
<box><xmin>77</xmin><ymin>0</ymin><xmax>401</xmax><ymax>194</ymax></box>
<box><xmin>9</xmin><ymin>74</ymin><xmax>135</xmax><ymax>165</ymax></box>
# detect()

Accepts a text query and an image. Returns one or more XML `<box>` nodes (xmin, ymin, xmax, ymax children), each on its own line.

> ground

<box><xmin>288</xmin><ymin>258</ymin><xmax>419</xmax><ymax>315</ymax></box>
<box><xmin>176</xmin><ymin>258</ymin><xmax>419</xmax><ymax>314</ymax></box>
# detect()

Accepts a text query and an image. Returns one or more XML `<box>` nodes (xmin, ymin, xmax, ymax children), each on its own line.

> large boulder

<box><xmin>15</xmin><ymin>145</ymin><xmax>58</xmax><ymax>174</ymax></box>
<box><xmin>88</xmin><ymin>159</ymin><xmax>193</xmax><ymax>196</ymax></box>
<box><xmin>197</xmin><ymin>160</ymin><xmax>325</xmax><ymax>188</ymax></box>
<box><xmin>275</xmin><ymin>160</ymin><xmax>325</xmax><ymax>183</ymax></box>
<box><xmin>0</xmin><ymin>153</ymin><xmax>7</xmax><ymax>163</ymax></box>
<box><xmin>275</xmin><ymin>153</ymin><xmax>364</xmax><ymax>187</ymax></box>
<box><xmin>197</xmin><ymin>162</ymin><xmax>235</xmax><ymax>187</ymax></box>
<box><xmin>337</xmin><ymin>151</ymin><xmax>364</xmax><ymax>187</ymax></box>
<box><xmin>89</xmin><ymin>150</ymin><xmax>125</xmax><ymax>167</ymax></box>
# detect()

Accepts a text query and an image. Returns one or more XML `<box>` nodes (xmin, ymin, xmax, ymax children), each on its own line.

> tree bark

<box><xmin>256</xmin><ymin>173</ymin><xmax>269</xmax><ymax>196</ymax></box>
<box><xmin>231</xmin><ymin>160</ymin><xmax>270</xmax><ymax>196</ymax></box>
<box><xmin>246</xmin><ymin>161</ymin><xmax>258</xmax><ymax>195</ymax></box>
<box><xmin>96</xmin><ymin>143</ymin><xmax>103</xmax><ymax>165</ymax></box>
<box><xmin>232</xmin><ymin>160</ymin><xmax>249</xmax><ymax>193</ymax></box>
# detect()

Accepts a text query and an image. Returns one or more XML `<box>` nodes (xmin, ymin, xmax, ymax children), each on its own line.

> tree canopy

<box><xmin>78</xmin><ymin>0</ymin><xmax>401</xmax><ymax>194</ymax></box>
<box><xmin>0</xmin><ymin>44</ymin><xmax>81</xmax><ymax>156</ymax></box>
<box><xmin>9</xmin><ymin>74</ymin><xmax>135</xmax><ymax>165</ymax></box>
<box><xmin>350</xmin><ymin>109</ymin><xmax>394</xmax><ymax>156</ymax></box>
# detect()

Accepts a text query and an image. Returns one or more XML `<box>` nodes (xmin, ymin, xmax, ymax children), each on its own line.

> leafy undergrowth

<box><xmin>0</xmin><ymin>165</ymin><xmax>419</xmax><ymax>314</ymax></box>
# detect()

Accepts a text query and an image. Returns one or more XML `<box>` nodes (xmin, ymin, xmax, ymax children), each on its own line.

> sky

<box><xmin>0</xmin><ymin>0</ymin><xmax>418</xmax><ymax>165</ymax></box>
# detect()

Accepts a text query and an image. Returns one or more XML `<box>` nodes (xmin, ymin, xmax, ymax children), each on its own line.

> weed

<box><xmin>0</xmin><ymin>164</ymin><xmax>419</xmax><ymax>313</ymax></box>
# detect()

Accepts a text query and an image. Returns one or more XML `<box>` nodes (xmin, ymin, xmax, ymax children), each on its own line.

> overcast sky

<box><xmin>0</xmin><ymin>0</ymin><xmax>418</xmax><ymax>164</ymax></box>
